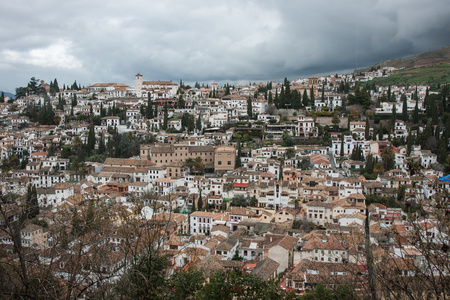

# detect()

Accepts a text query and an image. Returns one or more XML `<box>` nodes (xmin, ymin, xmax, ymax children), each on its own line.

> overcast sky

<box><xmin>1</xmin><ymin>0</ymin><xmax>449</xmax><ymax>93</ymax></box>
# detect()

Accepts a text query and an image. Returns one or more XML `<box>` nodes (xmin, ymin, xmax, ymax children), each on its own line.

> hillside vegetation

<box><xmin>369</xmin><ymin>63</ymin><xmax>450</xmax><ymax>86</ymax></box>
<box><xmin>360</xmin><ymin>45</ymin><xmax>450</xmax><ymax>71</ymax></box>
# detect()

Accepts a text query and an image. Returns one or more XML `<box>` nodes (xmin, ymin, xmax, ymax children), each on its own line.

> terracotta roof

<box><xmin>252</xmin><ymin>258</ymin><xmax>280</xmax><ymax>281</ymax></box>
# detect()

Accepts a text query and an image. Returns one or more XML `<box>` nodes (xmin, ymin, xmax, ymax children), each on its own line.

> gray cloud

<box><xmin>1</xmin><ymin>0</ymin><xmax>449</xmax><ymax>92</ymax></box>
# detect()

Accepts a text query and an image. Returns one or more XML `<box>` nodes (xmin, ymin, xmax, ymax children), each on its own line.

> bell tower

<box><xmin>135</xmin><ymin>73</ymin><xmax>143</xmax><ymax>97</ymax></box>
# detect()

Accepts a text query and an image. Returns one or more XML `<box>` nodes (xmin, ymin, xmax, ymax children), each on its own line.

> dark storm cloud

<box><xmin>1</xmin><ymin>0</ymin><xmax>449</xmax><ymax>92</ymax></box>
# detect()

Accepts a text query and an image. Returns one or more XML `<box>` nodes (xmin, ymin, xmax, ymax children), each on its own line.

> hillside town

<box><xmin>0</xmin><ymin>69</ymin><xmax>449</xmax><ymax>299</ymax></box>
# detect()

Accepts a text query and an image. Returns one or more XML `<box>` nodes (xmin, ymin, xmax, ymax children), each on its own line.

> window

<box><xmin>228</xmin><ymin>161</ymin><xmax>231</xmax><ymax>165</ymax></box>
<box><xmin>218</xmin><ymin>161</ymin><xmax>222</xmax><ymax>165</ymax></box>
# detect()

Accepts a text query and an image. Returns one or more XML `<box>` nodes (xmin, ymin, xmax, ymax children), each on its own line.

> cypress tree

<box><xmin>54</xmin><ymin>78</ymin><xmax>59</xmax><ymax>92</ymax></box>
<box><xmin>279</xmin><ymin>85</ymin><xmax>285</xmax><ymax>109</ymax></box>
<box><xmin>198</xmin><ymin>191</ymin><xmax>203</xmax><ymax>211</ymax></box>
<box><xmin>274</xmin><ymin>90</ymin><xmax>279</xmax><ymax>108</ymax></box>
<box><xmin>149</xmin><ymin>99</ymin><xmax>154</xmax><ymax>118</ymax></box>
<box><xmin>178</xmin><ymin>94</ymin><xmax>185</xmax><ymax>109</ymax></box>
<box><xmin>321</xmin><ymin>83</ymin><xmax>325</xmax><ymax>101</ymax></box>
<box><xmin>26</xmin><ymin>185</ymin><xmax>39</xmax><ymax>219</ymax></box>
<box><xmin>391</xmin><ymin>103</ymin><xmax>397</xmax><ymax>131</ymax></box>
<box><xmin>268</xmin><ymin>91</ymin><xmax>273</xmax><ymax>105</ymax></box>
<box><xmin>236</xmin><ymin>141</ymin><xmax>242</xmax><ymax>168</ymax></box>
<box><xmin>302</xmin><ymin>89</ymin><xmax>309</xmax><ymax>107</ymax></box>
<box><xmin>297</xmin><ymin>90</ymin><xmax>302</xmax><ymax>109</ymax></box>
<box><xmin>401</xmin><ymin>94</ymin><xmax>408</xmax><ymax>121</ymax></box>
<box><xmin>98</xmin><ymin>134</ymin><xmax>106</xmax><ymax>154</ymax></box>
<box><xmin>247</xmin><ymin>97</ymin><xmax>253</xmax><ymax>119</ymax></box>
<box><xmin>154</xmin><ymin>103</ymin><xmax>158</xmax><ymax>118</ymax></box>
<box><xmin>57</xmin><ymin>94</ymin><xmax>63</xmax><ymax>110</ymax></box>
<box><xmin>163</xmin><ymin>102</ymin><xmax>168</xmax><ymax>130</ymax></box>
<box><xmin>192</xmin><ymin>194</ymin><xmax>196</xmax><ymax>212</ymax></box>
<box><xmin>196</xmin><ymin>113</ymin><xmax>202</xmax><ymax>132</ymax></box>
<box><xmin>407</xmin><ymin>131</ymin><xmax>413</xmax><ymax>156</ymax></box>
<box><xmin>366</xmin><ymin>154</ymin><xmax>374</xmax><ymax>174</ymax></box>
<box><xmin>412</xmin><ymin>99</ymin><xmax>419</xmax><ymax>124</ymax></box>
<box><xmin>87</xmin><ymin>125</ymin><xmax>96</xmax><ymax>151</ymax></box>
<box><xmin>365</xmin><ymin>118</ymin><xmax>370</xmax><ymax>140</ymax></box>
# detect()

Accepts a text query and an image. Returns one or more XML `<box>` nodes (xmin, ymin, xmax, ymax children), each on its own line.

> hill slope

<box><xmin>371</xmin><ymin>45</ymin><xmax>450</xmax><ymax>70</ymax></box>
<box><xmin>370</xmin><ymin>64</ymin><xmax>450</xmax><ymax>86</ymax></box>
<box><xmin>0</xmin><ymin>91</ymin><xmax>15</xmax><ymax>99</ymax></box>
<box><xmin>360</xmin><ymin>45</ymin><xmax>450</xmax><ymax>86</ymax></box>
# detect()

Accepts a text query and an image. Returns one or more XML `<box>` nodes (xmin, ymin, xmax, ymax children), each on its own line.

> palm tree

<box><xmin>184</xmin><ymin>158</ymin><xmax>195</xmax><ymax>174</ymax></box>
<box><xmin>71</xmin><ymin>159</ymin><xmax>87</xmax><ymax>181</ymax></box>
<box><xmin>285</xmin><ymin>147</ymin><xmax>296</xmax><ymax>159</ymax></box>
<box><xmin>72</xmin><ymin>136</ymin><xmax>82</xmax><ymax>148</ymax></box>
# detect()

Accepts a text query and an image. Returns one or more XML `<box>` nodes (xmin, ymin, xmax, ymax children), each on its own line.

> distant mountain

<box><xmin>0</xmin><ymin>91</ymin><xmax>15</xmax><ymax>99</ymax></box>
<box><xmin>359</xmin><ymin>45</ymin><xmax>450</xmax><ymax>72</ymax></box>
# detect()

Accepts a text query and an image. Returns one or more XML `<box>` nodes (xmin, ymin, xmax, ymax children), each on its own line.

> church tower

<box><xmin>135</xmin><ymin>73</ymin><xmax>143</xmax><ymax>97</ymax></box>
